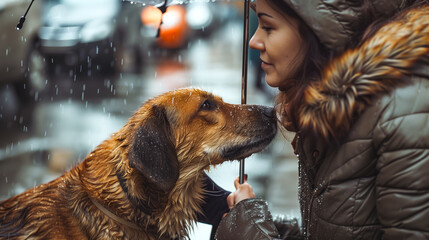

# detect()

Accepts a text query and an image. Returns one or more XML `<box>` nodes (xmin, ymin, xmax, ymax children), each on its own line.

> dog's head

<box><xmin>127</xmin><ymin>88</ymin><xmax>277</xmax><ymax>193</ymax></box>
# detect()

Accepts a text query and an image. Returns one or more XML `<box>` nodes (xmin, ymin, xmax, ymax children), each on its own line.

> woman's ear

<box><xmin>128</xmin><ymin>105</ymin><xmax>179</xmax><ymax>193</ymax></box>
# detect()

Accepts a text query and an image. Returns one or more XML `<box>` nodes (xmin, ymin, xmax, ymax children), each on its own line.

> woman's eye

<box><xmin>262</xmin><ymin>26</ymin><xmax>273</xmax><ymax>32</ymax></box>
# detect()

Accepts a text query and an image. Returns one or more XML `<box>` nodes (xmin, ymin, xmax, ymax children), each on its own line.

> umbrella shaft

<box><xmin>240</xmin><ymin>0</ymin><xmax>251</xmax><ymax>185</ymax></box>
<box><xmin>241</xmin><ymin>0</ymin><xmax>250</xmax><ymax>105</ymax></box>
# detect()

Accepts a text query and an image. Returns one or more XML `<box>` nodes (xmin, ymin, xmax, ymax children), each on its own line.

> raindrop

<box><xmin>5</xmin><ymin>49</ymin><xmax>8</xmax><ymax>56</ymax></box>
<box><xmin>82</xmin><ymin>92</ymin><xmax>85</xmax><ymax>101</ymax></box>
<box><xmin>5</xmin><ymin>177</ymin><xmax>7</xmax><ymax>183</ymax></box>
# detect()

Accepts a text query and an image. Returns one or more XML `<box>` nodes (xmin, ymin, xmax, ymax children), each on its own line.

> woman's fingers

<box><xmin>234</xmin><ymin>177</ymin><xmax>240</xmax><ymax>189</ymax></box>
<box><xmin>233</xmin><ymin>174</ymin><xmax>248</xmax><ymax>189</ymax></box>
<box><xmin>227</xmin><ymin>193</ymin><xmax>235</xmax><ymax>209</ymax></box>
<box><xmin>228</xmin><ymin>175</ymin><xmax>256</xmax><ymax>208</ymax></box>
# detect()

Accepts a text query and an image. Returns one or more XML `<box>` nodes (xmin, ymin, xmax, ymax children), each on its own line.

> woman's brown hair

<box><xmin>264</xmin><ymin>0</ymin><xmax>329</xmax><ymax>132</ymax></box>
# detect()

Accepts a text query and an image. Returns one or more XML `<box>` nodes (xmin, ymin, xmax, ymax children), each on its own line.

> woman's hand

<box><xmin>226</xmin><ymin>176</ymin><xmax>256</xmax><ymax>209</ymax></box>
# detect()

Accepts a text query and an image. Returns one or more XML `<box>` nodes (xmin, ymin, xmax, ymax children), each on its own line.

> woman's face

<box><xmin>250</xmin><ymin>0</ymin><xmax>303</xmax><ymax>88</ymax></box>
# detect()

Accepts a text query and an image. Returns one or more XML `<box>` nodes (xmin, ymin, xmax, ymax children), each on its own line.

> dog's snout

<box><xmin>262</xmin><ymin>107</ymin><xmax>275</xmax><ymax>119</ymax></box>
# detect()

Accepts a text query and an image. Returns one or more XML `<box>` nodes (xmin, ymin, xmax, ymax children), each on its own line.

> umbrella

<box><xmin>18</xmin><ymin>0</ymin><xmax>252</xmax><ymax>184</ymax></box>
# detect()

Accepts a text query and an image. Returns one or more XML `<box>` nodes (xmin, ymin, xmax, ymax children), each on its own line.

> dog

<box><xmin>0</xmin><ymin>88</ymin><xmax>277</xmax><ymax>239</ymax></box>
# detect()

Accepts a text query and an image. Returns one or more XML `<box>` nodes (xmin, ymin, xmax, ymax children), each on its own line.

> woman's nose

<box><xmin>249</xmin><ymin>30</ymin><xmax>264</xmax><ymax>51</ymax></box>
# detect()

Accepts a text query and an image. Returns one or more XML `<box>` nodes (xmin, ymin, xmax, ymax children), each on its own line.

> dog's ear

<box><xmin>128</xmin><ymin>105</ymin><xmax>179</xmax><ymax>193</ymax></box>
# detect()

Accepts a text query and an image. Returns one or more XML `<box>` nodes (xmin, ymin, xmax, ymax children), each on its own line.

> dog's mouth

<box><xmin>221</xmin><ymin>128</ymin><xmax>277</xmax><ymax>160</ymax></box>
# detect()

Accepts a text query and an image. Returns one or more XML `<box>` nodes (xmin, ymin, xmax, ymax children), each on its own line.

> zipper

<box><xmin>306</xmin><ymin>188</ymin><xmax>319</xmax><ymax>239</ymax></box>
<box><xmin>295</xmin><ymin>133</ymin><xmax>317</xmax><ymax>240</ymax></box>
<box><xmin>295</xmin><ymin>134</ymin><xmax>309</xmax><ymax>239</ymax></box>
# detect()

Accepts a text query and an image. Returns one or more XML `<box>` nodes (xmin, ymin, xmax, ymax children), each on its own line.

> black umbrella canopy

<box><xmin>124</xmin><ymin>0</ymin><xmax>234</xmax><ymax>7</ymax></box>
<box><xmin>124</xmin><ymin>0</ymin><xmax>189</xmax><ymax>7</ymax></box>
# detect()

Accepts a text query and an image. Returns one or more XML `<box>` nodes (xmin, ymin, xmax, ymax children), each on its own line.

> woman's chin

<box><xmin>264</xmin><ymin>75</ymin><xmax>281</xmax><ymax>88</ymax></box>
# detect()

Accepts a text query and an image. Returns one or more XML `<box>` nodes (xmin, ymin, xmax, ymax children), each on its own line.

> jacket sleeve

<box><xmin>373</xmin><ymin>102</ymin><xmax>429</xmax><ymax>238</ymax></box>
<box><xmin>215</xmin><ymin>198</ymin><xmax>303</xmax><ymax>240</ymax></box>
<box><xmin>197</xmin><ymin>174</ymin><xmax>231</xmax><ymax>227</ymax></box>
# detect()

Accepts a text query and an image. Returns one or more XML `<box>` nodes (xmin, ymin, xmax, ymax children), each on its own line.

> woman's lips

<box><xmin>261</xmin><ymin>60</ymin><xmax>272</xmax><ymax>70</ymax></box>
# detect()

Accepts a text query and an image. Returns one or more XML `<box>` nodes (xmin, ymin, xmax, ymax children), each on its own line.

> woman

<box><xmin>215</xmin><ymin>0</ymin><xmax>429</xmax><ymax>239</ymax></box>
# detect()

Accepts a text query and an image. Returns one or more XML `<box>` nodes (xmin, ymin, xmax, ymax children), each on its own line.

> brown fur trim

<box><xmin>299</xmin><ymin>6</ymin><xmax>429</xmax><ymax>141</ymax></box>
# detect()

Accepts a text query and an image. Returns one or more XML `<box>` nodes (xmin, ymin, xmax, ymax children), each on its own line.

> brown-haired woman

<box><xmin>216</xmin><ymin>0</ymin><xmax>429</xmax><ymax>239</ymax></box>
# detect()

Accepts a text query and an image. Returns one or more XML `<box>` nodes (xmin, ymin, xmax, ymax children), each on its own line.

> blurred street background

<box><xmin>0</xmin><ymin>0</ymin><xmax>299</xmax><ymax>238</ymax></box>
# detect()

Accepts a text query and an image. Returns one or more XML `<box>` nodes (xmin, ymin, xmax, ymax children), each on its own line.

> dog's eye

<box><xmin>200</xmin><ymin>100</ymin><xmax>214</xmax><ymax>111</ymax></box>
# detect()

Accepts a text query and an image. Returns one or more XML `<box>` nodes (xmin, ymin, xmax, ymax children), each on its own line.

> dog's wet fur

<box><xmin>0</xmin><ymin>88</ymin><xmax>277</xmax><ymax>239</ymax></box>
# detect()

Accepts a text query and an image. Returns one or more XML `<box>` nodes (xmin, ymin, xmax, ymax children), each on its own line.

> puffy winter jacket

<box><xmin>216</xmin><ymin>3</ymin><xmax>429</xmax><ymax>240</ymax></box>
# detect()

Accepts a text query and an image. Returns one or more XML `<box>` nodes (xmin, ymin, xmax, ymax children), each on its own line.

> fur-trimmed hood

<box><xmin>299</xmin><ymin>5</ymin><xmax>429</xmax><ymax>141</ymax></box>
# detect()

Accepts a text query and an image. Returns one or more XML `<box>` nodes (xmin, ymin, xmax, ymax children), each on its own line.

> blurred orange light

<box><xmin>141</xmin><ymin>6</ymin><xmax>162</xmax><ymax>28</ymax></box>
<box><xmin>141</xmin><ymin>5</ymin><xmax>188</xmax><ymax>49</ymax></box>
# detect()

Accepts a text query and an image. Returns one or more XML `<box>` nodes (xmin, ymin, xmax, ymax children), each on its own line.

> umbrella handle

<box><xmin>16</xmin><ymin>0</ymin><xmax>35</xmax><ymax>30</ymax></box>
<box><xmin>239</xmin><ymin>0</ymin><xmax>251</xmax><ymax>184</ymax></box>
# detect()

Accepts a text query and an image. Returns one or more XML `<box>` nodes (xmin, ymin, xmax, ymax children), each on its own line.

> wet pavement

<box><xmin>0</xmin><ymin>19</ymin><xmax>299</xmax><ymax>238</ymax></box>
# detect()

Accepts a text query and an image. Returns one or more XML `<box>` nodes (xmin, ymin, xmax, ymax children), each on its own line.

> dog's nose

<box><xmin>262</xmin><ymin>107</ymin><xmax>275</xmax><ymax>118</ymax></box>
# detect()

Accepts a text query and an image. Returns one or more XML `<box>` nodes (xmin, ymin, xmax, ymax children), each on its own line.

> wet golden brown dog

<box><xmin>0</xmin><ymin>88</ymin><xmax>277</xmax><ymax>239</ymax></box>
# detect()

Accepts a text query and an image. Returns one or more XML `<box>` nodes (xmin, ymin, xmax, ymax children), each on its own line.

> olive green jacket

<box><xmin>216</xmin><ymin>4</ymin><xmax>429</xmax><ymax>240</ymax></box>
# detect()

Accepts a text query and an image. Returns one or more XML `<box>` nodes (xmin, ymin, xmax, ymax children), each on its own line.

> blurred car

<box><xmin>38</xmin><ymin>0</ymin><xmax>146</xmax><ymax>77</ymax></box>
<box><xmin>0</xmin><ymin>0</ymin><xmax>44</xmax><ymax>100</ymax></box>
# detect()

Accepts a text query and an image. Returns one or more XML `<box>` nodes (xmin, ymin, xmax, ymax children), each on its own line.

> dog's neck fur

<box><xmin>73</xmin><ymin>136</ymin><xmax>206</xmax><ymax>239</ymax></box>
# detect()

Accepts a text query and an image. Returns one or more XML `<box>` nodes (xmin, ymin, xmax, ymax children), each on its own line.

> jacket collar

<box><xmin>298</xmin><ymin>6</ymin><xmax>429</xmax><ymax>141</ymax></box>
